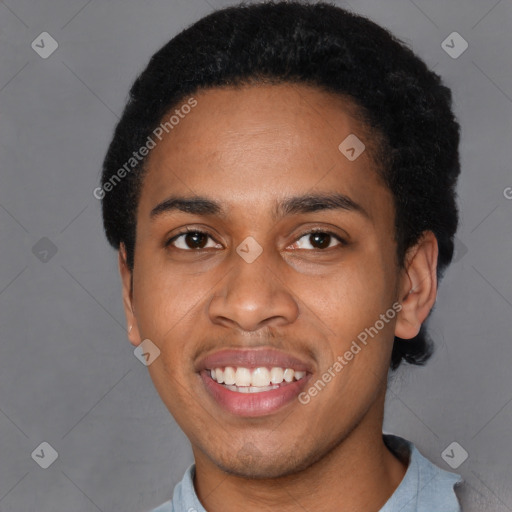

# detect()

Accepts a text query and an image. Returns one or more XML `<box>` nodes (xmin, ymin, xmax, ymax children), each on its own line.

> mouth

<box><xmin>196</xmin><ymin>348</ymin><xmax>313</xmax><ymax>417</ymax></box>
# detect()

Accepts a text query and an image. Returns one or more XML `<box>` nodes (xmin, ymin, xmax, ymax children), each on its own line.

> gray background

<box><xmin>0</xmin><ymin>0</ymin><xmax>511</xmax><ymax>510</ymax></box>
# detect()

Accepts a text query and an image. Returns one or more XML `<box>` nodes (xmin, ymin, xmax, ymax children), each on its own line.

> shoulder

<box><xmin>380</xmin><ymin>434</ymin><xmax>464</xmax><ymax>512</ymax></box>
<box><xmin>146</xmin><ymin>502</ymin><xmax>173</xmax><ymax>512</ymax></box>
<box><xmin>145</xmin><ymin>463</ymin><xmax>201</xmax><ymax>512</ymax></box>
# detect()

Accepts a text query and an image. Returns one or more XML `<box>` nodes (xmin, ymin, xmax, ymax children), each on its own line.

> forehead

<box><xmin>138</xmin><ymin>83</ymin><xmax>390</xmax><ymax>221</ymax></box>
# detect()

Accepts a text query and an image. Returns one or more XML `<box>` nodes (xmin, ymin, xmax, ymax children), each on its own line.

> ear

<box><xmin>395</xmin><ymin>231</ymin><xmax>438</xmax><ymax>340</ymax></box>
<box><xmin>119</xmin><ymin>243</ymin><xmax>142</xmax><ymax>347</ymax></box>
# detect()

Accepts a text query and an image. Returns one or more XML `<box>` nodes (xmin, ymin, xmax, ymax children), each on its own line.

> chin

<box><xmin>214</xmin><ymin>446</ymin><xmax>319</xmax><ymax>480</ymax></box>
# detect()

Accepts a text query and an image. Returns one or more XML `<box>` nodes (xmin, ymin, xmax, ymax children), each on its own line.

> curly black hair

<box><xmin>100</xmin><ymin>1</ymin><xmax>461</xmax><ymax>370</ymax></box>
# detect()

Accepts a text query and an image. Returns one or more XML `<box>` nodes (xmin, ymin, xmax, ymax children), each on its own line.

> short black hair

<box><xmin>100</xmin><ymin>1</ymin><xmax>461</xmax><ymax>370</ymax></box>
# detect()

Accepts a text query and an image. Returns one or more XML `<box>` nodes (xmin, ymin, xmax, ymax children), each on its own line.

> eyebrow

<box><xmin>150</xmin><ymin>193</ymin><xmax>369</xmax><ymax>221</ymax></box>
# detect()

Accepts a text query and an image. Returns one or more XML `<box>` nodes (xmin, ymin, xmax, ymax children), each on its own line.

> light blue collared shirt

<box><xmin>148</xmin><ymin>434</ymin><xmax>463</xmax><ymax>512</ymax></box>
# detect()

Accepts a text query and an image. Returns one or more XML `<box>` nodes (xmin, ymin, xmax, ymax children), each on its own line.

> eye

<box><xmin>288</xmin><ymin>230</ymin><xmax>346</xmax><ymax>250</ymax></box>
<box><xmin>165</xmin><ymin>228</ymin><xmax>346</xmax><ymax>252</ymax></box>
<box><xmin>166</xmin><ymin>229</ymin><xmax>222</xmax><ymax>250</ymax></box>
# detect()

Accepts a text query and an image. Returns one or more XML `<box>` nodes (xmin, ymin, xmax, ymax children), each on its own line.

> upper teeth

<box><xmin>210</xmin><ymin>367</ymin><xmax>306</xmax><ymax>387</ymax></box>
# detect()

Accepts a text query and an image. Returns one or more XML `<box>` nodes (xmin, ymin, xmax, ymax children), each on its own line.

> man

<box><xmin>99</xmin><ymin>2</ymin><xmax>463</xmax><ymax>510</ymax></box>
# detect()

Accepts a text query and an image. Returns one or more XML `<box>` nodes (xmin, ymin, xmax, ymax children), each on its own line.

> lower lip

<box><xmin>199</xmin><ymin>370</ymin><xmax>311</xmax><ymax>417</ymax></box>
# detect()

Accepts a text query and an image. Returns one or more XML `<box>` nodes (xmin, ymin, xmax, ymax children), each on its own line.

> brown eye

<box><xmin>309</xmin><ymin>233</ymin><xmax>331</xmax><ymax>249</ymax></box>
<box><xmin>167</xmin><ymin>230</ymin><xmax>221</xmax><ymax>250</ymax></box>
<box><xmin>184</xmin><ymin>232</ymin><xmax>208</xmax><ymax>249</ymax></box>
<box><xmin>289</xmin><ymin>230</ymin><xmax>345</xmax><ymax>250</ymax></box>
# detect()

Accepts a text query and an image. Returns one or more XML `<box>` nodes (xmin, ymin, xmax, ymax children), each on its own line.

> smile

<box><xmin>196</xmin><ymin>348</ymin><xmax>313</xmax><ymax>417</ymax></box>
<box><xmin>209</xmin><ymin>366</ymin><xmax>307</xmax><ymax>390</ymax></box>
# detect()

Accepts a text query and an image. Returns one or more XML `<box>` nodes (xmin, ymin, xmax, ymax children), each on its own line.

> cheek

<box><xmin>132</xmin><ymin>259</ymin><xmax>204</xmax><ymax>332</ymax></box>
<box><xmin>302</xmin><ymin>255</ymin><xmax>397</xmax><ymax>381</ymax></box>
<box><xmin>301</xmin><ymin>275</ymin><xmax>395</xmax><ymax>426</ymax></box>
<box><xmin>130</xmin><ymin>266</ymin><xmax>201</xmax><ymax>401</ymax></box>
<box><xmin>132</xmin><ymin>265</ymin><xmax>202</xmax><ymax>421</ymax></box>
<box><xmin>304</xmin><ymin>257</ymin><xmax>390</xmax><ymax>329</ymax></box>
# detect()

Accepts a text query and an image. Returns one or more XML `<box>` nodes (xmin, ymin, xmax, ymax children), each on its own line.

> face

<box><xmin>120</xmin><ymin>83</ymin><xmax>431</xmax><ymax>479</ymax></box>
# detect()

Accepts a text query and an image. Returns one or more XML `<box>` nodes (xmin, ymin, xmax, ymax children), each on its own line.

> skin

<box><xmin>118</xmin><ymin>83</ymin><xmax>438</xmax><ymax>511</ymax></box>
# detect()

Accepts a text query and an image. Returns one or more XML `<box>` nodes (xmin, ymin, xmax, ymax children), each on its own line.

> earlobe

<box><xmin>394</xmin><ymin>231</ymin><xmax>438</xmax><ymax>340</ymax></box>
<box><xmin>118</xmin><ymin>244</ymin><xmax>142</xmax><ymax>347</ymax></box>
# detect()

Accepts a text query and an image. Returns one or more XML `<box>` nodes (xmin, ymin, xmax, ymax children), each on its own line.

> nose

<box><xmin>207</xmin><ymin>249</ymin><xmax>299</xmax><ymax>332</ymax></box>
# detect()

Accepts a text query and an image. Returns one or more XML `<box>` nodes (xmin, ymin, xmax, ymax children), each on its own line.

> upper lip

<box><xmin>196</xmin><ymin>347</ymin><xmax>313</xmax><ymax>373</ymax></box>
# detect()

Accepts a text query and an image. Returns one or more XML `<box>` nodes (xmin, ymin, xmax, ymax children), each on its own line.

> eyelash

<box><xmin>165</xmin><ymin>227</ymin><xmax>347</xmax><ymax>251</ymax></box>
